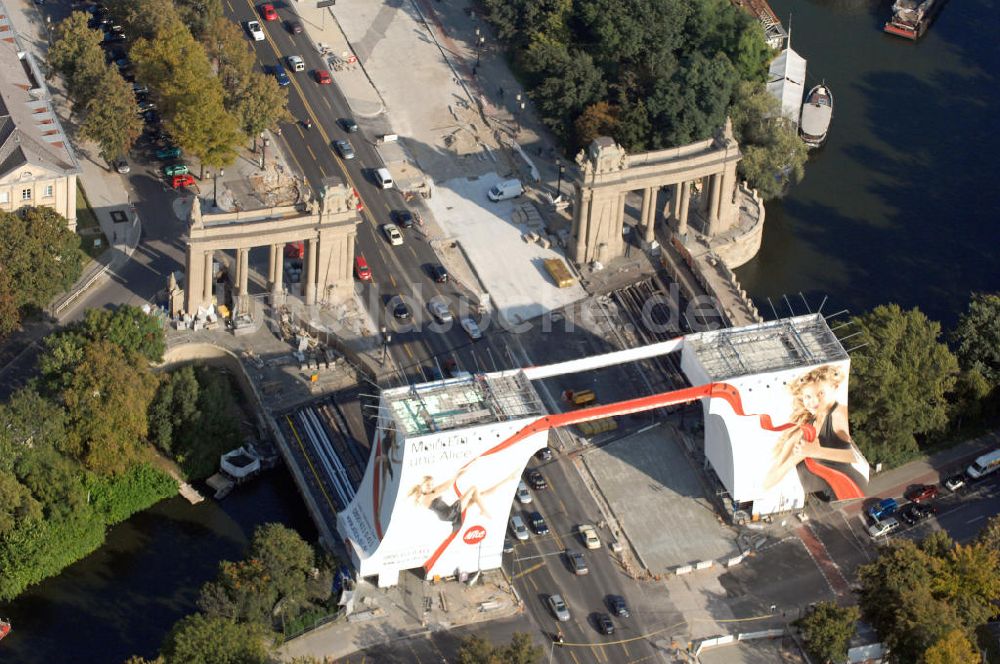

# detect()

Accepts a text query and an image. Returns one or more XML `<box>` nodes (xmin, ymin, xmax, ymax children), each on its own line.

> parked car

<box><xmin>607</xmin><ymin>595</ymin><xmax>630</xmax><ymax>618</ymax></box>
<box><xmin>578</xmin><ymin>524</ymin><xmax>601</xmax><ymax>549</ymax></box>
<box><xmin>136</xmin><ymin>100</ymin><xmax>156</xmax><ymax>114</ymax></box>
<box><xmin>429</xmin><ymin>264</ymin><xmax>449</xmax><ymax>283</ymax></box>
<box><xmin>333</xmin><ymin>139</ymin><xmax>355</xmax><ymax>160</ymax></box>
<box><xmin>536</xmin><ymin>447</ymin><xmax>553</xmax><ymax>461</ymax></box>
<box><xmin>900</xmin><ymin>503</ymin><xmax>936</xmax><ymax>526</ymax></box>
<box><xmin>391</xmin><ymin>209</ymin><xmax>415</xmax><ymax>229</ymax></box>
<box><xmin>565</xmin><ymin>549</ymin><xmax>588</xmax><ymax>575</ymax></box>
<box><xmin>354</xmin><ymin>255</ymin><xmax>372</xmax><ymax>281</ymax></box>
<box><xmin>867</xmin><ymin>516</ymin><xmax>900</xmax><ymax>539</ymax></box>
<box><xmin>171</xmin><ymin>174</ymin><xmax>195</xmax><ymax>189</ymax></box>
<box><xmin>155</xmin><ymin>146</ymin><xmax>182</xmax><ymax>160</ymax></box>
<box><xmin>246</xmin><ymin>20</ymin><xmax>265</xmax><ymax>41</ymax></box>
<box><xmin>547</xmin><ymin>594</ymin><xmax>570</xmax><ymax>622</ymax></box>
<box><xmin>163</xmin><ymin>163</ymin><xmax>189</xmax><ymax>176</ymax></box>
<box><xmin>381</xmin><ymin>223</ymin><xmax>403</xmax><ymax>246</ymax></box>
<box><xmin>459</xmin><ymin>316</ymin><xmax>482</xmax><ymax>340</ymax></box>
<box><xmin>271</xmin><ymin>63</ymin><xmax>290</xmax><ymax>87</ymax></box>
<box><xmin>389</xmin><ymin>297</ymin><xmax>411</xmax><ymax>320</ymax></box>
<box><xmin>515</xmin><ymin>480</ymin><xmax>532</xmax><ymax>504</ymax></box>
<box><xmin>427</xmin><ymin>300</ymin><xmax>453</xmax><ymax>323</ymax></box>
<box><xmin>340</xmin><ymin>117</ymin><xmax>359</xmax><ymax>133</ymax></box>
<box><xmin>528</xmin><ymin>511</ymin><xmax>549</xmax><ymax>535</ymax></box>
<box><xmin>943</xmin><ymin>474</ymin><xmax>966</xmax><ymax>492</ymax></box>
<box><xmin>595</xmin><ymin>613</ymin><xmax>615</xmax><ymax>635</ymax></box>
<box><xmin>502</xmin><ymin>537</ymin><xmax>515</xmax><ymax>554</ymax></box>
<box><xmin>904</xmin><ymin>484</ymin><xmax>939</xmax><ymax>503</ymax></box>
<box><xmin>114</xmin><ymin>158</ymin><xmax>130</xmax><ymax>174</ymax></box>
<box><xmin>867</xmin><ymin>498</ymin><xmax>898</xmax><ymax>522</ymax></box>
<box><xmin>286</xmin><ymin>19</ymin><xmax>303</xmax><ymax>34</ymax></box>
<box><xmin>510</xmin><ymin>514</ymin><xmax>529</xmax><ymax>541</ymax></box>
<box><xmin>526</xmin><ymin>470</ymin><xmax>547</xmax><ymax>490</ymax></box>
<box><xmin>314</xmin><ymin>69</ymin><xmax>332</xmax><ymax>85</ymax></box>
<box><xmin>259</xmin><ymin>3</ymin><xmax>277</xmax><ymax>21</ymax></box>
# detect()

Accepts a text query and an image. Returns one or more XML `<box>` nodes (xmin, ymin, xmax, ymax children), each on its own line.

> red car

<box><xmin>354</xmin><ymin>255</ymin><xmax>372</xmax><ymax>281</ymax></box>
<box><xmin>314</xmin><ymin>69</ymin><xmax>332</xmax><ymax>85</ymax></box>
<box><xmin>171</xmin><ymin>174</ymin><xmax>195</xmax><ymax>189</ymax></box>
<box><xmin>260</xmin><ymin>3</ymin><xmax>277</xmax><ymax>21</ymax></box>
<box><xmin>904</xmin><ymin>484</ymin><xmax>939</xmax><ymax>503</ymax></box>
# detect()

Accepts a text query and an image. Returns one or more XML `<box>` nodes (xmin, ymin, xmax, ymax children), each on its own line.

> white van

<box><xmin>375</xmin><ymin>167</ymin><xmax>394</xmax><ymax>189</ymax></box>
<box><xmin>967</xmin><ymin>449</ymin><xmax>1000</xmax><ymax>479</ymax></box>
<box><xmin>488</xmin><ymin>178</ymin><xmax>523</xmax><ymax>201</ymax></box>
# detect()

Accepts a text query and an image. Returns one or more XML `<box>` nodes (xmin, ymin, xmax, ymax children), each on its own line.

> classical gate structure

<box><xmin>182</xmin><ymin>181</ymin><xmax>362</xmax><ymax>315</ymax></box>
<box><xmin>571</xmin><ymin>120</ymin><xmax>754</xmax><ymax>266</ymax></box>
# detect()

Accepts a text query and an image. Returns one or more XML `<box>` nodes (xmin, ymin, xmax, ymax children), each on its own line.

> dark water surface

<box><xmin>0</xmin><ymin>472</ymin><xmax>315</xmax><ymax>663</ymax></box>
<box><xmin>736</xmin><ymin>0</ymin><xmax>1000</xmax><ymax>326</ymax></box>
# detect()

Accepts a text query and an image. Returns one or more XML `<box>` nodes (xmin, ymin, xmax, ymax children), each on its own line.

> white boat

<box><xmin>800</xmin><ymin>84</ymin><xmax>833</xmax><ymax>148</ymax></box>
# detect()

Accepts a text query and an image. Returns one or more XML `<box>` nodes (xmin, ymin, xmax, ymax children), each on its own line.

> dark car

<box><xmin>392</xmin><ymin>209</ymin><xmax>415</xmax><ymax>229</ymax></box>
<box><xmin>271</xmin><ymin>63</ymin><xmax>291</xmax><ymax>87</ymax></box>
<box><xmin>535</xmin><ymin>447</ymin><xmax>553</xmax><ymax>461</ymax></box>
<box><xmin>526</xmin><ymin>469</ymin><xmax>547</xmax><ymax>490</ymax></box>
<box><xmin>607</xmin><ymin>595</ymin><xmax>630</xmax><ymax>618</ymax></box>
<box><xmin>429</xmin><ymin>264</ymin><xmax>449</xmax><ymax>283</ymax></box>
<box><xmin>502</xmin><ymin>537</ymin><xmax>515</xmax><ymax>554</ymax></box>
<box><xmin>339</xmin><ymin>117</ymin><xmax>359</xmax><ymax>133</ymax></box>
<box><xmin>528</xmin><ymin>511</ymin><xmax>549</xmax><ymax>535</ymax></box>
<box><xmin>565</xmin><ymin>549</ymin><xmax>588</xmax><ymax>575</ymax></box>
<box><xmin>286</xmin><ymin>19</ymin><xmax>303</xmax><ymax>34</ymax></box>
<box><xmin>595</xmin><ymin>613</ymin><xmax>615</xmax><ymax>635</ymax></box>
<box><xmin>904</xmin><ymin>484</ymin><xmax>939</xmax><ymax>503</ymax></box>
<box><xmin>390</xmin><ymin>297</ymin><xmax>411</xmax><ymax>320</ymax></box>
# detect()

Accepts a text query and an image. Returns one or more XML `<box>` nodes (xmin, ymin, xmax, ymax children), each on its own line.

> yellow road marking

<box><xmin>389</xmin><ymin>273</ymin><xmax>397</xmax><ymax>288</ymax></box>
<box><xmin>569</xmin><ymin>650</ymin><xmax>581</xmax><ymax>664</ymax></box>
<box><xmin>597</xmin><ymin>644</ymin><xmax>608</xmax><ymax>662</ymax></box>
<box><xmin>306</xmin><ymin>144</ymin><xmax>318</xmax><ymax>161</ymax></box>
<box><xmin>622</xmin><ymin>641</ymin><xmax>630</xmax><ymax>656</ymax></box>
<box><xmin>406</xmin><ymin>641</ymin><xmax>423</xmax><ymax>664</ymax></box>
<box><xmin>528</xmin><ymin>575</ymin><xmax>537</xmax><ymax>591</ymax></box>
<box><xmin>405</xmin><ymin>345</ymin><xmax>415</xmax><ymax>359</ymax></box>
<box><xmin>284</xmin><ymin>415</ymin><xmax>338</xmax><ymax>516</ymax></box>
<box><xmin>512</xmin><ymin>561</ymin><xmax>545</xmax><ymax>579</ymax></box>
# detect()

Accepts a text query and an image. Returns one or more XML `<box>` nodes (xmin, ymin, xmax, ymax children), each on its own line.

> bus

<box><xmin>966</xmin><ymin>449</ymin><xmax>1000</xmax><ymax>480</ymax></box>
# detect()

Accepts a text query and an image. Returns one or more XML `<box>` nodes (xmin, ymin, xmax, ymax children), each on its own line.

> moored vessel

<box><xmin>800</xmin><ymin>84</ymin><xmax>833</xmax><ymax>148</ymax></box>
<box><xmin>884</xmin><ymin>0</ymin><xmax>947</xmax><ymax>40</ymax></box>
<box><xmin>0</xmin><ymin>618</ymin><xmax>11</xmax><ymax>641</ymax></box>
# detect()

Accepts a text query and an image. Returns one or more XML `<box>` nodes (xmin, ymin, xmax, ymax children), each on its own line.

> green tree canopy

<box><xmin>80</xmin><ymin>66</ymin><xmax>144</xmax><ymax>163</ymax></box>
<box><xmin>0</xmin><ymin>387</ymin><xmax>67</xmax><ymax>473</ymax></box>
<box><xmin>48</xmin><ymin>11</ymin><xmax>107</xmax><ymax>108</ymax></box>
<box><xmin>161</xmin><ymin>614</ymin><xmax>268</xmax><ymax>664</ymax></box>
<box><xmin>731</xmin><ymin>81</ymin><xmax>808</xmax><ymax>198</ymax></box>
<box><xmin>952</xmin><ymin>292</ymin><xmax>1000</xmax><ymax>387</ymax></box>
<box><xmin>794</xmin><ymin>602</ymin><xmax>859</xmax><ymax>664</ymax></box>
<box><xmin>458</xmin><ymin>632</ymin><xmax>543</xmax><ymax>664</ymax></box>
<box><xmin>923</xmin><ymin>628</ymin><xmax>979</xmax><ymax>664</ymax></box>
<box><xmin>175</xmin><ymin>0</ymin><xmax>222</xmax><ymax>38</ymax></box>
<box><xmin>847</xmin><ymin>304</ymin><xmax>959</xmax><ymax>467</ymax></box>
<box><xmin>0</xmin><ymin>470</ymin><xmax>42</xmax><ymax>535</ymax></box>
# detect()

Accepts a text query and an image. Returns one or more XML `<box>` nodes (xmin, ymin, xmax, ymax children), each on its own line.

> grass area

<box><xmin>76</xmin><ymin>184</ymin><xmax>108</xmax><ymax>261</ymax></box>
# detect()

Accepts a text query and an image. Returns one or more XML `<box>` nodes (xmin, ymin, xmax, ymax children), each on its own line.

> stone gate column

<box><xmin>202</xmin><ymin>251</ymin><xmax>214</xmax><ymax>304</ymax></box>
<box><xmin>271</xmin><ymin>244</ymin><xmax>283</xmax><ymax>301</ymax></box>
<box><xmin>238</xmin><ymin>248</ymin><xmax>250</xmax><ymax>297</ymax></box>
<box><xmin>677</xmin><ymin>181</ymin><xmax>691</xmax><ymax>235</ymax></box>
<box><xmin>185</xmin><ymin>243</ymin><xmax>204</xmax><ymax>314</ymax></box>
<box><xmin>643</xmin><ymin>187</ymin><xmax>657</xmax><ymax>243</ymax></box>
<box><xmin>707</xmin><ymin>173</ymin><xmax>722</xmax><ymax>236</ymax></box>
<box><xmin>304</xmin><ymin>238</ymin><xmax>318</xmax><ymax>305</ymax></box>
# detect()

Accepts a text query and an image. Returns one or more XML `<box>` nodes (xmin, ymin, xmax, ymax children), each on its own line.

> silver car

<box><xmin>867</xmin><ymin>516</ymin><xmax>899</xmax><ymax>539</ymax></box>
<box><xmin>428</xmin><ymin>300</ymin><xmax>453</xmax><ymax>323</ymax></box>
<box><xmin>515</xmin><ymin>480</ymin><xmax>532</xmax><ymax>504</ymax></box>
<box><xmin>510</xmin><ymin>514</ymin><xmax>529</xmax><ymax>541</ymax></box>
<box><xmin>547</xmin><ymin>594</ymin><xmax>571</xmax><ymax>622</ymax></box>
<box><xmin>460</xmin><ymin>316</ymin><xmax>482</xmax><ymax>339</ymax></box>
<box><xmin>333</xmin><ymin>139</ymin><xmax>355</xmax><ymax>160</ymax></box>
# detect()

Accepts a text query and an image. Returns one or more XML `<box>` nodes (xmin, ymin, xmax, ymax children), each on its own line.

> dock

<box><xmin>730</xmin><ymin>0</ymin><xmax>787</xmax><ymax>49</ymax></box>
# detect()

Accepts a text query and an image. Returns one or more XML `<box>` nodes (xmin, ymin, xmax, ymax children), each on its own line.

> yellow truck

<box><xmin>544</xmin><ymin>258</ymin><xmax>575</xmax><ymax>288</ymax></box>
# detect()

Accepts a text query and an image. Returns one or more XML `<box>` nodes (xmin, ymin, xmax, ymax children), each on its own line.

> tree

<box><xmin>574</xmin><ymin>101</ymin><xmax>619</xmax><ymax>151</ymax></box>
<box><xmin>175</xmin><ymin>0</ymin><xmax>221</xmax><ymax>38</ymax></box>
<box><xmin>80</xmin><ymin>67</ymin><xmax>144</xmax><ymax>164</ymax></box>
<box><xmin>978</xmin><ymin>514</ymin><xmax>1000</xmax><ymax>552</ymax></box>
<box><xmin>523</xmin><ymin>42</ymin><xmax>606</xmax><ymax>140</ymax></box>
<box><xmin>458</xmin><ymin>632</ymin><xmax>542</xmax><ymax>664</ymax></box>
<box><xmin>78</xmin><ymin>306</ymin><xmax>166</xmax><ymax>362</ymax></box>
<box><xmin>952</xmin><ymin>292</ymin><xmax>1000</xmax><ymax>387</ymax></box>
<box><xmin>0</xmin><ymin>207</ymin><xmax>82</xmax><ymax>331</ymax></box>
<box><xmin>794</xmin><ymin>602</ymin><xmax>859</xmax><ymax>664</ymax></box>
<box><xmin>15</xmin><ymin>447</ymin><xmax>89</xmax><ymax>521</ymax></box>
<box><xmin>161</xmin><ymin>614</ymin><xmax>268</xmax><ymax>664</ymax></box>
<box><xmin>0</xmin><ymin>387</ymin><xmax>67</xmax><ymax>473</ymax></box>
<box><xmin>249</xmin><ymin>523</ymin><xmax>315</xmax><ymax>603</ymax></box>
<box><xmin>234</xmin><ymin>71</ymin><xmax>291</xmax><ymax>144</ymax></box>
<box><xmin>847</xmin><ymin>304</ymin><xmax>959</xmax><ymax>467</ymax></box>
<box><xmin>923</xmin><ymin>629</ymin><xmax>979</xmax><ymax>664</ymax></box>
<box><xmin>0</xmin><ymin>266</ymin><xmax>18</xmax><ymax>337</ymax></box>
<box><xmin>60</xmin><ymin>340</ymin><xmax>159</xmax><ymax>475</ymax></box>
<box><xmin>48</xmin><ymin>12</ymin><xmax>107</xmax><ymax>107</ymax></box>
<box><xmin>0</xmin><ymin>471</ymin><xmax>42</xmax><ymax>535</ymax></box>
<box><xmin>148</xmin><ymin>366</ymin><xmax>201</xmax><ymax>455</ymax></box>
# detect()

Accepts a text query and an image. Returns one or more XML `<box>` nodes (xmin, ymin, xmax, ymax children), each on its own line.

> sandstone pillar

<box><xmin>271</xmin><ymin>244</ymin><xmax>283</xmax><ymax>301</ymax></box>
<box><xmin>644</xmin><ymin>188</ymin><xmax>657</xmax><ymax>243</ymax></box>
<box><xmin>707</xmin><ymin>173</ymin><xmax>722</xmax><ymax>236</ymax></box>
<box><xmin>304</xmin><ymin>238</ymin><xmax>318</xmax><ymax>305</ymax></box>
<box><xmin>202</xmin><ymin>251</ymin><xmax>213</xmax><ymax>304</ymax></box>
<box><xmin>185</xmin><ymin>243</ymin><xmax>204</xmax><ymax>315</ymax></box>
<box><xmin>238</xmin><ymin>248</ymin><xmax>250</xmax><ymax>296</ymax></box>
<box><xmin>677</xmin><ymin>181</ymin><xmax>691</xmax><ymax>235</ymax></box>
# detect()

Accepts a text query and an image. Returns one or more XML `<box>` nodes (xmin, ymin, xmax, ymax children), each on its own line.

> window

<box><xmin>44</xmin><ymin>185</ymin><xmax>54</xmax><ymax>198</ymax></box>
<box><xmin>21</xmin><ymin>188</ymin><xmax>31</xmax><ymax>201</ymax></box>
<box><xmin>0</xmin><ymin>191</ymin><xmax>7</xmax><ymax>204</ymax></box>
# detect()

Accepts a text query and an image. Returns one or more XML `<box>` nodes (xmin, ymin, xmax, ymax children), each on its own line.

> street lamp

<box><xmin>213</xmin><ymin>168</ymin><xmax>224</xmax><ymax>208</ymax></box>
<box><xmin>517</xmin><ymin>101</ymin><xmax>525</xmax><ymax>135</ymax></box>
<box><xmin>380</xmin><ymin>326</ymin><xmax>392</xmax><ymax>367</ymax></box>
<box><xmin>476</xmin><ymin>34</ymin><xmax>485</xmax><ymax>67</ymax></box>
<box><xmin>260</xmin><ymin>133</ymin><xmax>268</xmax><ymax>170</ymax></box>
<box><xmin>557</xmin><ymin>164</ymin><xmax>565</xmax><ymax>198</ymax></box>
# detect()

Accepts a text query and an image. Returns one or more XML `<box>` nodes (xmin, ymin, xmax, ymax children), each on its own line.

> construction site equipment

<box><xmin>564</xmin><ymin>389</ymin><xmax>597</xmax><ymax>407</ymax></box>
<box><xmin>544</xmin><ymin>258</ymin><xmax>575</xmax><ymax>288</ymax></box>
<box><xmin>577</xmin><ymin>415</ymin><xmax>618</xmax><ymax>437</ymax></box>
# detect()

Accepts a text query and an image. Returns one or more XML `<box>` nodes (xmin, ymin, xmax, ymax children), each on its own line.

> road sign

<box><xmin>316</xmin><ymin>0</ymin><xmax>335</xmax><ymax>7</ymax></box>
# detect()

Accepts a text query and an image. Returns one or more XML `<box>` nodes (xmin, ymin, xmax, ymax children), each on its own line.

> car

<box><xmin>132</xmin><ymin>83</ymin><xmax>149</xmax><ymax>95</ymax></box>
<box><xmin>578</xmin><ymin>524</ymin><xmax>601</xmax><ymax>549</ymax></box>
<box><xmin>389</xmin><ymin>297</ymin><xmax>411</xmax><ymax>320</ymax></box>
<box><xmin>136</xmin><ymin>100</ymin><xmax>156</xmax><ymax>114</ymax></box>
<box><xmin>515</xmin><ymin>480</ymin><xmax>532</xmax><ymax>504</ymax></box>
<box><xmin>115</xmin><ymin>57</ymin><xmax>131</xmax><ymax>71</ymax></box>
<box><xmin>607</xmin><ymin>595</ymin><xmax>630</xmax><ymax>618</ymax></box>
<box><xmin>155</xmin><ymin>146</ymin><xmax>182</xmax><ymax>160</ymax></box>
<box><xmin>392</xmin><ymin>210</ymin><xmax>415</xmax><ymax>229</ymax></box>
<box><xmin>286</xmin><ymin>55</ymin><xmax>305</xmax><ymax>72</ymax></box>
<box><xmin>510</xmin><ymin>514</ymin><xmax>529</xmax><ymax>541</ymax></box>
<box><xmin>905</xmin><ymin>484</ymin><xmax>939</xmax><ymax>503</ymax></box>
<box><xmin>246</xmin><ymin>20</ymin><xmax>265</xmax><ymax>41</ymax></box>
<box><xmin>114</xmin><ymin>159</ymin><xmax>130</xmax><ymax>174</ymax></box>
<box><xmin>502</xmin><ymin>537</ymin><xmax>515</xmax><ymax>554</ymax></box>
<box><xmin>354</xmin><ymin>255</ymin><xmax>372</xmax><ymax>281</ymax></box>
<box><xmin>260</xmin><ymin>3</ymin><xmax>277</xmax><ymax>21</ymax></box>
<box><xmin>428</xmin><ymin>300</ymin><xmax>453</xmax><ymax>323</ymax></box>
<box><xmin>459</xmin><ymin>316</ymin><xmax>482</xmax><ymax>340</ymax></box>
<box><xmin>381</xmin><ymin>223</ymin><xmax>403</xmax><ymax>246</ymax></box>
<box><xmin>271</xmin><ymin>63</ymin><xmax>290</xmax><ymax>87</ymax></box>
<box><xmin>944</xmin><ymin>474</ymin><xmax>966</xmax><ymax>492</ymax></box>
<box><xmin>314</xmin><ymin>69</ymin><xmax>332</xmax><ymax>85</ymax></box>
<box><xmin>565</xmin><ymin>549</ymin><xmax>588</xmax><ymax>575</ymax></box>
<box><xmin>899</xmin><ymin>503</ymin><xmax>936</xmax><ymax>526</ymax></box>
<box><xmin>286</xmin><ymin>19</ymin><xmax>303</xmax><ymax>34</ymax></box>
<box><xmin>102</xmin><ymin>31</ymin><xmax>126</xmax><ymax>44</ymax></box>
<box><xmin>163</xmin><ymin>164</ymin><xmax>189</xmax><ymax>176</ymax></box>
<box><xmin>547</xmin><ymin>594</ymin><xmax>570</xmax><ymax>622</ymax></box>
<box><xmin>536</xmin><ymin>447</ymin><xmax>553</xmax><ymax>461</ymax></box>
<box><xmin>340</xmin><ymin>117</ymin><xmax>359</xmax><ymax>133</ymax></box>
<box><xmin>595</xmin><ymin>613</ymin><xmax>615</xmax><ymax>635</ymax></box>
<box><xmin>143</xmin><ymin>110</ymin><xmax>160</xmax><ymax>125</ymax></box>
<box><xmin>528</xmin><ymin>511</ymin><xmax>549</xmax><ymax>535</ymax></box>
<box><xmin>171</xmin><ymin>174</ymin><xmax>195</xmax><ymax>189</ymax></box>
<box><xmin>526</xmin><ymin>470</ymin><xmax>547</xmax><ymax>490</ymax></box>
<box><xmin>867</xmin><ymin>498</ymin><xmax>898</xmax><ymax>522</ymax></box>
<box><xmin>868</xmin><ymin>516</ymin><xmax>900</xmax><ymax>539</ymax></box>
<box><xmin>333</xmin><ymin>139</ymin><xmax>355</xmax><ymax>160</ymax></box>
<box><xmin>429</xmin><ymin>264</ymin><xmax>449</xmax><ymax>283</ymax></box>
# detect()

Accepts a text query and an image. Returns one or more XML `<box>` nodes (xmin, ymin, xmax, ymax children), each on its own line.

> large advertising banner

<box><xmin>699</xmin><ymin>359</ymin><xmax>869</xmax><ymax>513</ymax></box>
<box><xmin>339</xmin><ymin>411</ymin><xmax>548</xmax><ymax>584</ymax></box>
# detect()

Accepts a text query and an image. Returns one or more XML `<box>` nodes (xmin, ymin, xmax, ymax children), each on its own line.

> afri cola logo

<box><xmin>463</xmin><ymin>526</ymin><xmax>487</xmax><ymax>544</ymax></box>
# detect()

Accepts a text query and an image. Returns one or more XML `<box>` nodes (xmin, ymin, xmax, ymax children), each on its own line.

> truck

<box><xmin>544</xmin><ymin>258</ymin><xmax>575</xmax><ymax>288</ymax></box>
<box><xmin>966</xmin><ymin>449</ymin><xmax>1000</xmax><ymax>480</ymax></box>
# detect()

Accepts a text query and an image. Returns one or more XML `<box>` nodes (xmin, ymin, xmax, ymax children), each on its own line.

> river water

<box><xmin>0</xmin><ymin>472</ymin><xmax>315</xmax><ymax>663</ymax></box>
<box><xmin>736</xmin><ymin>0</ymin><xmax>1000</xmax><ymax>326</ymax></box>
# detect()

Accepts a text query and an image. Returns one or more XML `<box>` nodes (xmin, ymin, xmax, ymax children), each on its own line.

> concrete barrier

<box><xmin>739</xmin><ymin>628</ymin><xmax>784</xmax><ymax>641</ymax></box>
<box><xmin>726</xmin><ymin>553</ymin><xmax>746</xmax><ymax>567</ymax></box>
<box><xmin>674</xmin><ymin>564</ymin><xmax>693</xmax><ymax>576</ymax></box>
<box><xmin>695</xmin><ymin>559</ymin><xmax>714</xmax><ymax>571</ymax></box>
<box><xmin>694</xmin><ymin>635</ymin><xmax>735</xmax><ymax>654</ymax></box>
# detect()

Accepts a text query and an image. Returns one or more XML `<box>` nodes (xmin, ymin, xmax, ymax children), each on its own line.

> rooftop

<box><xmin>686</xmin><ymin>313</ymin><xmax>848</xmax><ymax>380</ymax></box>
<box><xmin>384</xmin><ymin>371</ymin><xmax>544</xmax><ymax>436</ymax></box>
